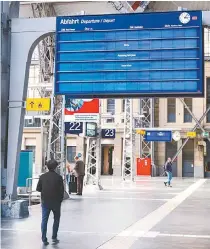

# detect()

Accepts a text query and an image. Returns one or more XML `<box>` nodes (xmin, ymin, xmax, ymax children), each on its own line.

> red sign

<box><xmin>65</xmin><ymin>99</ymin><xmax>99</xmax><ymax>115</ymax></box>
<box><xmin>136</xmin><ymin>158</ymin><xmax>151</xmax><ymax>176</ymax></box>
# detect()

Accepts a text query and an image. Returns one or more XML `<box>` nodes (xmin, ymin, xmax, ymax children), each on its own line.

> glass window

<box><xmin>107</xmin><ymin>99</ymin><xmax>115</xmax><ymax>114</ymax></box>
<box><xmin>107</xmin><ymin>99</ymin><xmax>115</xmax><ymax>123</ymax></box>
<box><xmin>28</xmin><ymin>65</ymin><xmax>40</xmax><ymax>86</ymax></box>
<box><xmin>31</xmin><ymin>46</ymin><xmax>39</xmax><ymax>61</ymax></box>
<box><xmin>184</xmin><ymin>98</ymin><xmax>193</xmax><ymax>123</ymax></box>
<box><xmin>167</xmin><ymin>98</ymin><xmax>176</xmax><ymax>123</ymax></box>
<box><xmin>66</xmin><ymin>146</ymin><xmax>76</xmax><ymax>163</ymax></box>
<box><xmin>204</xmin><ymin>28</ymin><xmax>210</xmax><ymax>59</ymax></box>
<box><xmin>25</xmin><ymin>146</ymin><xmax>36</xmax><ymax>163</ymax></box>
<box><xmin>207</xmin><ymin>78</ymin><xmax>210</xmax><ymax>123</ymax></box>
<box><xmin>106</xmin><ymin>118</ymin><xmax>115</xmax><ymax>123</ymax></box>
<box><xmin>24</xmin><ymin>118</ymin><xmax>41</xmax><ymax>128</ymax></box>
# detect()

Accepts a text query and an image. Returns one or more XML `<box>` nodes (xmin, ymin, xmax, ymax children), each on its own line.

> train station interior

<box><xmin>1</xmin><ymin>1</ymin><xmax>210</xmax><ymax>249</ymax></box>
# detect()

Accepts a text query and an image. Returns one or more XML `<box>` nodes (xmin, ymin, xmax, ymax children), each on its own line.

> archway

<box><xmin>6</xmin><ymin>17</ymin><xmax>55</xmax><ymax>200</ymax></box>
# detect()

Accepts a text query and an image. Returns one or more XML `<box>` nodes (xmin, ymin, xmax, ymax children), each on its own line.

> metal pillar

<box><xmin>85</xmin><ymin>137</ymin><xmax>102</xmax><ymax>187</ymax></box>
<box><xmin>31</xmin><ymin>3</ymin><xmax>65</xmax><ymax>176</ymax></box>
<box><xmin>85</xmin><ymin>138</ymin><xmax>97</xmax><ymax>184</ymax></box>
<box><xmin>84</xmin><ymin>101</ymin><xmax>102</xmax><ymax>188</ymax></box>
<box><xmin>47</xmin><ymin>96</ymin><xmax>65</xmax><ymax>170</ymax></box>
<box><xmin>122</xmin><ymin>99</ymin><xmax>135</xmax><ymax>181</ymax></box>
<box><xmin>139</xmin><ymin>98</ymin><xmax>154</xmax><ymax>161</ymax></box>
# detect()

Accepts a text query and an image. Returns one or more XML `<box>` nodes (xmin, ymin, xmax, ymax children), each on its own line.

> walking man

<box><xmin>73</xmin><ymin>156</ymin><xmax>85</xmax><ymax>196</ymax></box>
<box><xmin>36</xmin><ymin>159</ymin><xmax>64</xmax><ymax>245</ymax></box>
<box><xmin>164</xmin><ymin>157</ymin><xmax>173</xmax><ymax>187</ymax></box>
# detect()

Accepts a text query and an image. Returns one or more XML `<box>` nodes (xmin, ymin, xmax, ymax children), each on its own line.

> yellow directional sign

<box><xmin>136</xmin><ymin>129</ymin><xmax>146</xmax><ymax>135</ymax></box>
<box><xmin>187</xmin><ymin>131</ymin><xmax>196</xmax><ymax>138</ymax></box>
<box><xmin>26</xmin><ymin>98</ymin><xmax>51</xmax><ymax>111</ymax></box>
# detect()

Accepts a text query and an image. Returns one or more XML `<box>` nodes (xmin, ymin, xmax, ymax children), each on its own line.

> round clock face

<box><xmin>172</xmin><ymin>131</ymin><xmax>181</xmax><ymax>141</ymax></box>
<box><xmin>179</xmin><ymin>12</ymin><xmax>190</xmax><ymax>24</ymax></box>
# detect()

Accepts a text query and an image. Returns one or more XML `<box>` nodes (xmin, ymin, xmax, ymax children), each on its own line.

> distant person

<box><xmin>73</xmin><ymin>156</ymin><xmax>85</xmax><ymax>195</ymax></box>
<box><xmin>66</xmin><ymin>161</ymin><xmax>71</xmax><ymax>185</ymax></box>
<box><xmin>164</xmin><ymin>157</ymin><xmax>173</xmax><ymax>187</ymax></box>
<box><xmin>36</xmin><ymin>159</ymin><xmax>64</xmax><ymax>246</ymax></box>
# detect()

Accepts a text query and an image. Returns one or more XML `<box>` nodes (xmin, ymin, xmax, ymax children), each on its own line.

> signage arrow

<box><xmin>30</xmin><ymin>102</ymin><xmax>34</xmax><ymax>108</ymax></box>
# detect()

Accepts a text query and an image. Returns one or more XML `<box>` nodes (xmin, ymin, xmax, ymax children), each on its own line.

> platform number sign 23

<box><xmin>102</xmin><ymin>129</ymin><xmax>116</xmax><ymax>138</ymax></box>
<box><xmin>65</xmin><ymin>122</ymin><xmax>83</xmax><ymax>135</ymax></box>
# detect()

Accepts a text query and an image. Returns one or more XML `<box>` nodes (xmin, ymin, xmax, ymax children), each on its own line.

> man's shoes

<box><xmin>76</xmin><ymin>193</ymin><xmax>82</xmax><ymax>196</ymax></box>
<box><xmin>52</xmin><ymin>239</ymin><xmax>60</xmax><ymax>244</ymax></box>
<box><xmin>164</xmin><ymin>182</ymin><xmax>167</xmax><ymax>186</ymax></box>
<box><xmin>43</xmin><ymin>241</ymin><xmax>49</xmax><ymax>246</ymax></box>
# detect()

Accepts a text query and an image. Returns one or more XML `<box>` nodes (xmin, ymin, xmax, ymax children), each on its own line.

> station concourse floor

<box><xmin>1</xmin><ymin>177</ymin><xmax>210</xmax><ymax>249</ymax></box>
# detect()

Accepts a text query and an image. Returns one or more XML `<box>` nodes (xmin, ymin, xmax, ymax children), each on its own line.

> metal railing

<box><xmin>26</xmin><ymin>177</ymin><xmax>40</xmax><ymax>206</ymax></box>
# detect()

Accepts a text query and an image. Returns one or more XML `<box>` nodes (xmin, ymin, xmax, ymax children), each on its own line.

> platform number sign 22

<box><xmin>102</xmin><ymin>129</ymin><xmax>116</xmax><ymax>138</ymax></box>
<box><xmin>65</xmin><ymin>122</ymin><xmax>83</xmax><ymax>135</ymax></box>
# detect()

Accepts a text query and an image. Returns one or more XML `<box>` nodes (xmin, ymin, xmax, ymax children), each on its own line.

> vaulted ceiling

<box><xmin>147</xmin><ymin>1</ymin><xmax>210</xmax><ymax>12</ymax></box>
<box><xmin>19</xmin><ymin>1</ymin><xmax>210</xmax><ymax>18</ymax></box>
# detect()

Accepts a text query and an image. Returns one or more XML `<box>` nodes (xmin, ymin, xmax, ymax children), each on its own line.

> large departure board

<box><xmin>55</xmin><ymin>11</ymin><xmax>203</xmax><ymax>97</ymax></box>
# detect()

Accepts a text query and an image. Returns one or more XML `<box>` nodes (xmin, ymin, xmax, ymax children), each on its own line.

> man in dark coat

<box><xmin>36</xmin><ymin>159</ymin><xmax>64</xmax><ymax>245</ymax></box>
<box><xmin>73</xmin><ymin>156</ymin><xmax>85</xmax><ymax>196</ymax></box>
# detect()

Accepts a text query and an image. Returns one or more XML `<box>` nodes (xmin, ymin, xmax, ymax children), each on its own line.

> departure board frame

<box><xmin>55</xmin><ymin>10</ymin><xmax>204</xmax><ymax>98</ymax></box>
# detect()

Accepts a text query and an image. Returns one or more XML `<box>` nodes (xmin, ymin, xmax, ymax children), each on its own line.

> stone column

<box><xmin>194</xmin><ymin>139</ymin><xmax>204</xmax><ymax>178</ymax></box>
<box><xmin>177</xmin><ymin>139</ymin><xmax>183</xmax><ymax>177</ymax></box>
<box><xmin>157</xmin><ymin>142</ymin><xmax>166</xmax><ymax>176</ymax></box>
<box><xmin>113</xmin><ymin>132</ymin><xmax>122</xmax><ymax>176</ymax></box>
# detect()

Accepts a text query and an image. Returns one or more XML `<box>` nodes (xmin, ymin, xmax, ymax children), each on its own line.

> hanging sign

<box><xmin>102</xmin><ymin>129</ymin><xmax>116</xmax><ymax>138</ymax></box>
<box><xmin>145</xmin><ymin>130</ymin><xmax>172</xmax><ymax>142</ymax></box>
<box><xmin>26</xmin><ymin>98</ymin><xmax>50</xmax><ymax>111</ymax></box>
<box><xmin>65</xmin><ymin>122</ymin><xmax>83</xmax><ymax>135</ymax></box>
<box><xmin>187</xmin><ymin>131</ymin><xmax>196</xmax><ymax>138</ymax></box>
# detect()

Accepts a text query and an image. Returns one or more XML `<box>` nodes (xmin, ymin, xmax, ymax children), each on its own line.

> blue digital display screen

<box><xmin>145</xmin><ymin>131</ymin><xmax>172</xmax><ymax>142</ymax></box>
<box><xmin>55</xmin><ymin>11</ymin><xmax>203</xmax><ymax>97</ymax></box>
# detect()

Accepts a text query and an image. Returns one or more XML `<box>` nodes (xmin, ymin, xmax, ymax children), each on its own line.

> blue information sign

<box><xmin>55</xmin><ymin>11</ymin><xmax>203</xmax><ymax>97</ymax></box>
<box><xmin>145</xmin><ymin>130</ymin><xmax>172</xmax><ymax>142</ymax></box>
<box><xmin>65</xmin><ymin>122</ymin><xmax>83</xmax><ymax>135</ymax></box>
<box><xmin>102</xmin><ymin>129</ymin><xmax>116</xmax><ymax>138</ymax></box>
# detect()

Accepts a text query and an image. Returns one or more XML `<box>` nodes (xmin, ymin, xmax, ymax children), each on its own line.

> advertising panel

<box><xmin>65</xmin><ymin>98</ymin><xmax>99</xmax><ymax>122</ymax></box>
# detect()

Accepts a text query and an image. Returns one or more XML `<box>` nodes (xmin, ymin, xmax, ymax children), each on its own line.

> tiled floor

<box><xmin>1</xmin><ymin>178</ymin><xmax>210</xmax><ymax>249</ymax></box>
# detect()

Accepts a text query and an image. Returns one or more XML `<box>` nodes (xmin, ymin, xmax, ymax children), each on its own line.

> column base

<box><xmin>1</xmin><ymin>199</ymin><xmax>29</xmax><ymax>218</ymax></box>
